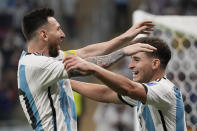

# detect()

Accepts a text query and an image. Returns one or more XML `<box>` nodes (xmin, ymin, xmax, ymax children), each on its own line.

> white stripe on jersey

<box><xmin>119</xmin><ymin>77</ymin><xmax>187</xmax><ymax>131</ymax></box>
<box><xmin>17</xmin><ymin>50</ymin><xmax>77</xmax><ymax>131</ymax></box>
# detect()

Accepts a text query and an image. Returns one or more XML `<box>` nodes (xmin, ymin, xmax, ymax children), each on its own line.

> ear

<box><xmin>40</xmin><ymin>29</ymin><xmax>48</xmax><ymax>41</ymax></box>
<box><xmin>152</xmin><ymin>59</ymin><xmax>160</xmax><ymax>70</ymax></box>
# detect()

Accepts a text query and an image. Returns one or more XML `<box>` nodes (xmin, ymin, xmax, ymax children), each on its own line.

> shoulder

<box><xmin>144</xmin><ymin>77</ymin><xmax>176</xmax><ymax>107</ymax></box>
<box><xmin>19</xmin><ymin>53</ymin><xmax>63</xmax><ymax>70</ymax></box>
<box><xmin>144</xmin><ymin>77</ymin><xmax>174</xmax><ymax>93</ymax></box>
<box><xmin>54</xmin><ymin>50</ymin><xmax>65</xmax><ymax>61</ymax></box>
<box><xmin>53</xmin><ymin>50</ymin><xmax>77</xmax><ymax>61</ymax></box>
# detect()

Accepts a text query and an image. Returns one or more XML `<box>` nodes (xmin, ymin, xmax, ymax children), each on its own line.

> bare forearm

<box><xmin>76</xmin><ymin>20</ymin><xmax>154</xmax><ymax>58</ymax></box>
<box><xmin>77</xmin><ymin>36</ymin><xmax>128</xmax><ymax>58</ymax></box>
<box><xmin>68</xmin><ymin>49</ymin><xmax>125</xmax><ymax>77</ymax></box>
<box><xmin>70</xmin><ymin>80</ymin><xmax>121</xmax><ymax>103</ymax></box>
<box><xmin>91</xmin><ymin>65</ymin><xmax>134</xmax><ymax>96</ymax></box>
<box><xmin>85</xmin><ymin>49</ymin><xmax>125</xmax><ymax>68</ymax></box>
<box><xmin>90</xmin><ymin>65</ymin><xmax>146</xmax><ymax>102</ymax></box>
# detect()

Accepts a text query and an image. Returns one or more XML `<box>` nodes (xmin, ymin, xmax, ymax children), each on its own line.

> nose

<box><xmin>61</xmin><ymin>30</ymin><xmax>66</xmax><ymax>39</ymax></box>
<box><xmin>62</xmin><ymin>32</ymin><xmax>66</xmax><ymax>38</ymax></box>
<box><xmin>128</xmin><ymin>61</ymin><xmax>134</xmax><ymax>70</ymax></box>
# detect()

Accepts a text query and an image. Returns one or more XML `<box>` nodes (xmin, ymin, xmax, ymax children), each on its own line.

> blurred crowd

<box><xmin>0</xmin><ymin>0</ymin><xmax>30</xmax><ymax>124</ymax></box>
<box><xmin>0</xmin><ymin>0</ymin><xmax>196</xmax><ymax>130</ymax></box>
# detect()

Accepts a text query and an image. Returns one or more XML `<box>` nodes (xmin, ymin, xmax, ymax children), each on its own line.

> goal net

<box><xmin>133</xmin><ymin>10</ymin><xmax>197</xmax><ymax>131</ymax></box>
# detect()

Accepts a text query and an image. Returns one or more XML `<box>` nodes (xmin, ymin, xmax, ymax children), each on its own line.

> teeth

<box><xmin>132</xmin><ymin>71</ymin><xmax>138</xmax><ymax>75</ymax></box>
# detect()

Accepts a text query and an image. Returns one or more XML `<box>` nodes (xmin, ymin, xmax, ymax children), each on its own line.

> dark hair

<box><xmin>22</xmin><ymin>8</ymin><xmax>54</xmax><ymax>40</ymax></box>
<box><xmin>132</xmin><ymin>37</ymin><xmax>171</xmax><ymax>69</ymax></box>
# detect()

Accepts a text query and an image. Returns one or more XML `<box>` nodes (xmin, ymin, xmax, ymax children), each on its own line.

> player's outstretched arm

<box><xmin>65</xmin><ymin>49</ymin><xmax>125</xmax><ymax>77</ymax></box>
<box><xmin>76</xmin><ymin>21</ymin><xmax>154</xmax><ymax>58</ymax></box>
<box><xmin>70</xmin><ymin>80</ymin><xmax>122</xmax><ymax>104</ymax></box>
<box><xmin>85</xmin><ymin>43</ymin><xmax>156</xmax><ymax>67</ymax></box>
<box><xmin>65</xmin><ymin>43</ymin><xmax>156</xmax><ymax>77</ymax></box>
<box><xmin>123</xmin><ymin>43</ymin><xmax>157</xmax><ymax>56</ymax></box>
<box><xmin>84</xmin><ymin>49</ymin><xmax>125</xmax><ymax>67</ymax></box>
<box><xmin>65</xmin><ymin>57</ymin><xmax>147</xmax><ymax>104</ymax></box>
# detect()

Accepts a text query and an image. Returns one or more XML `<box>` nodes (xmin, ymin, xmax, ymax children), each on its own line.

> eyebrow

<box><xmin>57</xmin><ymin>24</ymin><xmax>61</xmax><ymax>29</ymax></box>
<box><xmin>132</xmin><ymin>56</ymin><xmax>140</xmax><ymax>59</ymax></box>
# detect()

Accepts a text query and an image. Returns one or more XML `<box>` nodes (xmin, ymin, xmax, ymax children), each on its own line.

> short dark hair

<box><xmin>22</xmin><ymin>8</ymin><xmax>54</xmax><ymax>40</ymax></box>
<box><xmin>132</xmin><ymin>37</ymin><xmax>171</xmax><ymax>69</ymax></box>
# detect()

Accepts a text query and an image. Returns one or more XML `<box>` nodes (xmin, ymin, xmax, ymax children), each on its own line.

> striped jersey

<box><xmin>17</xmin><ymin>50</ymin><xmax>77</xmax><ymax>131</ymax></box>
<box><xmin>118</xmin><ymin>77</ymin><xmax>187</xmax><ymax>131</ymax></box>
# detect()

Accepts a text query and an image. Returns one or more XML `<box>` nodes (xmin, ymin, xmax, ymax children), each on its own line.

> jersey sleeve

<box><xmin>144</xmin><ymin>81</ymin><xmax>173</xmax><ymax>109</ymax></box>
<box><xmin>118</xmin><ymin>94</ymin><xmax>137</xmax><ymax>107</ymax></box>
<box><xmin>30</xmin><ymin>56</ymin><xmax>68</xmax><ymax>88</ymax></box>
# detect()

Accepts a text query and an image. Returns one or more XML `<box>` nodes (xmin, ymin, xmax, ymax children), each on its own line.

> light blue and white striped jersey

<box><xmin>17</xmin><ymin>50</ymin><xmax>77</xmax><ymax>131</ymax></box>
<box><xmin>119</xmin><ymin>77</ymin><xmax>187</xmax><ymax>131</ymax></box>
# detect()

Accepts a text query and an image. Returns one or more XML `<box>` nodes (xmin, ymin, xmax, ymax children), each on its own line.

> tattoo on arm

<box><xmin>85</xmin><ymin>49</ymin><xmax>125</xmax><ymax>67</ymax></box>
<box><xmin>68</xmin><ymin>69</ymin><xmax>86</xmax><ymax>78</ymax></box>
<box><xmin>68</xmin><ymin>49</ymin><xmax>125</xmax><ymax>77</ymax></box>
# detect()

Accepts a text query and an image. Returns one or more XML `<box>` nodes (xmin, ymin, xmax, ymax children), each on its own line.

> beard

<box><xmin>48</xmin><ymin>43</ymin><xmax>59</xmax><ymax>57</ymax></box>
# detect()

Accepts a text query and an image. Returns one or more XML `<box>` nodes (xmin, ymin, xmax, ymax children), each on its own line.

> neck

<box><xmin>27</xmin><ymin>39</ymin><xmax>49</xmax><ymax>56</ymax></box>
<box><xmin>149</xmin><ymin>69</ymin><xmax>165</xmax><ymax>82</ymax></box>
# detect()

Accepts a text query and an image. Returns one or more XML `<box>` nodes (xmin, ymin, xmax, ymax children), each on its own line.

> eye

<box><xmin>57</xmin><ymin>25</ymin><xmax>62</xmax><ymax>31</ymax></box>
<box><xmin>133</xmin><ymin>57</ymin><xmax>140</xmax><ymax>62</ymax></box>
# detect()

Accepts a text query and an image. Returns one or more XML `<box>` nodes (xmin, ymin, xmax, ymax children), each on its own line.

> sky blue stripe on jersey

<box><xmin>137</xmin><ymin>101</ymin><xmax>141</xmax><ymax>111</ymax></box>
<box><xmin>173</xmin><ymin>86</ymin><xmax>185</xmax><ymax>131</ymax></box>
<box><xmin>145</xmin><ymin>82</ymin><xmax>157</xmax><ymax>86</ymax></box>
<box><xmin>142</xmin><ymin>106</ymin><xmax>156</xmax><ymax>131</ymax></box>
<box><xmin>19</xmin><ymin>65</ymin><xmax>43</xmax><ymax>131</ymax></box>
<box><xmin>20</xmin><ymin>51</ymin><xmax>27</xmax><ymax>59</ymax></box>
<box><xmin>59</xmin><ymin>80</ymin><xmax>77</xmax><ymax>131</ymax></box>
<box><xmin>59</xmin><ymin>80</ymin><xmax>77</xmax><ymax>121</ymax></box>
<box><xmin>68</xmin><ymin>95</ymin><xmax>77</xmax><ymax>121</ymax></box>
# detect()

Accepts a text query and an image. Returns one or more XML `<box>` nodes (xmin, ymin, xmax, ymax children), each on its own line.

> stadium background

<box><xmin>0</xmin><ymin>0</ymin><xmax>196</xmax><ymax>131</ymax></box>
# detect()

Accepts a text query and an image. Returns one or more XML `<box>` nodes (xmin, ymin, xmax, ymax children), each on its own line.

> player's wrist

<box><xmin>114</xmin><ymin>33</ymin><xmax>130</xmax><ymax>43</ymax></box>
<box><xmin>122</xmin><ymin>47</ymin><xmax>129</xmax><ymax>56</ymax></box>
<box><xmin>121</xmin><ymin>30</ymin><xmax>136</xmax><ymax>41</ymax></box>
<box><xmin>89</xmin><ymin>63</ymin><xmax>100</xmax><ymax>74</ymax></box>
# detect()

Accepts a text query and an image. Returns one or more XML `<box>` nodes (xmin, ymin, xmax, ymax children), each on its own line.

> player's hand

<box><xmin>63</xmin><ymin>56</ymin><xmax>94</xmax><ymax>75</ymax></box>
<box><xmin>123</xmin><ymin>43</ymin><xmax>157</xmax><ymax>56</ymax></box>
<box><xmin>121</xmin><ymin>20</ymin><xmax>154</xmax><ymax>40</ymax></box>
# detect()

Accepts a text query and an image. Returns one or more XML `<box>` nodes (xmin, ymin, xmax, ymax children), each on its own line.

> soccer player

<box><xmin>17</xmin><ymin>8</ymin><xmax>155</xmax><ymax>131</ymax></box>
<box><xmin>64</xmin><ymin>37</ymin><xmax>187</xmax><ymax>131</ymax></box>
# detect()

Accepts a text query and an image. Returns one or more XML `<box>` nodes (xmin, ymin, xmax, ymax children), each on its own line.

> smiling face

<box><xmin>129</xmin><ymin>52</ymin><xmax>155</xmax><ymax>83</ymax></box>
<box><xmin>45</xmin><ymin>17</ymin><xmax>65</xmax><ymax>57</ymax></box>
<box><xmin>127</xmin><ymin>37</ymin><xmax>171</xmax><ymax>83</ymax></box>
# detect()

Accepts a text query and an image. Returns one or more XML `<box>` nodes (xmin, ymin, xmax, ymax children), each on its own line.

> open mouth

<box><xmin>132</xmin><ymin>71</ymin><xmax>139</xmax><ymax>77</ymax></box>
